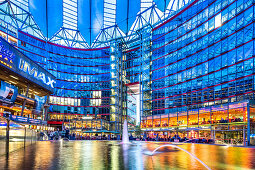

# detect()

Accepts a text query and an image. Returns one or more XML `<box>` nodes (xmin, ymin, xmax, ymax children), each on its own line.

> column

<box><xmin>21</xmin><ymin>84</ymin><xmax>30</xmax><ymax>117</ymax></box>
<box><xmin>24</xmin><ymin>127</ymin><xmax>26</xmax><ymax>147</ymax></box>
<box><xmin>6</xmin><ymin>118</ymin><xmax>10</xmax><ymax>156</ymax></box>
<box><xmin>43</xmin><ymin>94</ymin><xmax>50</xmax><ymax>121</ymax></box>
<box><xmin>243</xmin><ymin>126</ymin><xmax>246</xmax><ymax>146</ymax></box>
<box><xmin>247</xmin><ymin>102</ymin><xmax>250</xmax><ymax>145</ymax></box>
<box><xmin>75</xmin><ymin>118</ymin><xmax>77</xmax><ymax>130</ymax></box>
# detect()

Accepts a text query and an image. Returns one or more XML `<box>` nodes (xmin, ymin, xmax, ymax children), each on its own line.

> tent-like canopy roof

<box><xmin>0</xmin><ymin>0</ymin><xmax>192</xmax><ymax>48</ymax></box>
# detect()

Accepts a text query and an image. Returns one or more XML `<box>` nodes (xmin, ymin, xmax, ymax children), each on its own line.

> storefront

<box><xmin>141</xmin><ymin>100</ymin><xmax>255</xmax><ymax>145</ymax></box>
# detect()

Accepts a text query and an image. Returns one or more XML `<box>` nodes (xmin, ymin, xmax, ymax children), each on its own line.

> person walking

<box><xmin>65</xmin><ymin>127</ymin><xmax>70</xmax><ymax>139</ymax></box>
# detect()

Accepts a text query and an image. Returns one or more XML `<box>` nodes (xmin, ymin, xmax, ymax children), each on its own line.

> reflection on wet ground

<box><xmin>0</xmin><ymin>141</ymin><xmax>255</xmax><ymax>170</ymax></box>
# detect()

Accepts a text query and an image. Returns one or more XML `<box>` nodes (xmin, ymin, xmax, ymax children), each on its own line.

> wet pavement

<box><xmin>0</xmin><ymin>140</ymin><xmax>255</xmax><ymax>170</ymax></box>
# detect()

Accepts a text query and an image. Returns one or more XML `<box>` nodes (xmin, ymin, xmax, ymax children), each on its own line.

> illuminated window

<box><xmin>215</xmin><ymin>13</ymin><xmax>222</xmax><ymax>28</ymax></box>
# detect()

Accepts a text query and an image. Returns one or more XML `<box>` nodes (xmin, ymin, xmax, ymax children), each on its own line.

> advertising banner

<box><xmin>11</xmin><ymin>115</ymin><xmax>28</xmax><ymax>123</ymax></box>
<box><xmin>6</xmin><ymin>114</ymin><xmax>43</xmax><ymax>125</ymax></box>
<box><xmin>0</xmin><ymin>81</ymin><xmax>18</xmax><ymax>104</ymax></box>
<box><xmin>0</xmin><ymin>37</ymin><xmax>55</xmax><ymax>92</ymax></box>
<box><xmin>34</xmin><ymin>95</ymin><xmax>46</xmax><ymax>112</ymax></box>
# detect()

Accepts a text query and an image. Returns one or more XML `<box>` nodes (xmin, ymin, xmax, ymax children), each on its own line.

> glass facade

<box><xmin>147</xmin><ymin>0</ymin><xmax>254</xmax><ymax>125</ymax></box>
<box><xmin>121</xmin><ymin>0</ymin><xmax>255</xmax><ymax>144</ymax></box>
<box><xmin>125</xmin><ymin>0</ymin><xmax>255</xmax><ymax>144</ymax></box>
<box><xmin>17</xmin><ymin>32</ymin><xmax>112</xmax><ymax>127</ymax></box>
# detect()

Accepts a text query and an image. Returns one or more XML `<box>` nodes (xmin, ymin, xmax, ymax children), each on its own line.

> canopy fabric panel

<box><xmin>29</xmin><ymin>0</ymin><xmax>47</xmax><ymax>36</ymax></box>
<box><xmin>29</xmin><ymin>0</ymin><xmax>63</xmax><ymax>38</ymax></box>
<box><xmin>47</xmin><ymin>0</ymin><xmax>63</xmax><ymax>38</ymax></box>
<box><xmin>116</xmin><ymin>0</ymin><xmax>141</xmax><ymax>34</ymax></box>
<box><xmin>78</xmin><ymin>0</ymin><xmax>104</xmax><ymax>45</ymax></box>
<box><xmin>154</xmin><ymin>0</ymin><xmax>170</xmax><ymax>11</ymax></box>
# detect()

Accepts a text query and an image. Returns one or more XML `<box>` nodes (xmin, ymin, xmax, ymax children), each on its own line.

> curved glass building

<box><xmin>0</xmin><ymin>0</ymin><xmax>255</xmax><ymax>144</ymax></box>
<box><xmin>140</xmin><ymin>0</ymin><xmax>255</xmax><ymax>143</ymax></box>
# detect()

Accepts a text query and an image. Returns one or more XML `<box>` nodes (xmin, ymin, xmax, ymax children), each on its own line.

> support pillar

<box><xmin>75</xmin><ymin>119</ymin><xmax>77</xmax><ymax>130</ymax></box>
<box><xmin>6</xmin><ymin>118</ymin><xmax>10</xmax><ymax>156</ymax></box>
<box><xmin>211</xmin><ymin>126</ymin><xmax>215</xmax><ymax>140</ymax></box>
<box><xmin>21</xmin><ymin>85</ymin><xmax>29</xmax><ymax>117</ymax></box>
<box><xmin>21</xmin><ymin>99</ymin><xmax>27</xmax><ymax>117</ymax></box>
<box><xmin>43</xmin><ymin>94</ymin><xmax>50</xmax><ymax>121</ymax></box>
<box><xmin>247</xmin><ymin>102</ymin><xmax>250</xmax><ymax>146</ymax></box>
<box><xmin>62</xmin><ymin>114</ymin><xmax>65</xmax><ymax>131</ymax></box>
<box><xmin>24</xmin><ymin>127</ymin><xmax>26</xmax><ymax>147</ymax></box>
<box><xmin>243</xmin><ymin>126</ymin><xmax>246</xmax><ymax>146</ymax></box>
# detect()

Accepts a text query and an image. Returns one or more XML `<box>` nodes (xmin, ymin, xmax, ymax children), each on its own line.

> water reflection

<box><xmin>0</xmin><ymin>141</ymin><xmax>255</xmax><ymax>170</ymax></box>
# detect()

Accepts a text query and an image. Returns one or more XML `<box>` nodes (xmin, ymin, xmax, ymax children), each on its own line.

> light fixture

<box><xmin>82</xmin><ymin>116</ymin><xmax>93</xmax><ymax>120</ymax></box>
<box><xmin>10</xmin><ymin>75</ymin><xmax>19</xmax><ymax>80</ymax></box>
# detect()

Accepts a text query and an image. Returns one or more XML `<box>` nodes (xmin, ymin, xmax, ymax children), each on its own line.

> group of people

<box><xmin>39</xmin><ymin>128</ymin><xmax>71</xmax><ymax>141</ymax></box>
<box><xmin>41</xmin><ymin>129</ymin><xmax>213</xmax><ymax>143</ymax></box>
<box><xmin>48</xmin><ymin>129</ymin><xmax>60</xmax><ymax>140</ymax></box>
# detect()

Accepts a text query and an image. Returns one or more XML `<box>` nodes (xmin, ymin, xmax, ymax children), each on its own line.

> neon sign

<box><xmin>0</xmin><ymin>42</ymin><xmax>15</xmax><ymax>68</ymax></box>
<box><xmin>18</xmin><ymin>58</ymin><xmax>56</xmax><ymax>88</ymax></box>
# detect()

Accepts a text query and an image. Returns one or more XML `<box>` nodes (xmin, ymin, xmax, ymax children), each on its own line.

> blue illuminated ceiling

<box><xmin>0</xmin><ymin>0</ymin><xmax>192</xmax><ymax>48</ymax></box>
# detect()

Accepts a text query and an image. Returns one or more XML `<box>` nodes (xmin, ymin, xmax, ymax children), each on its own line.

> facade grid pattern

<box><xmin>136</xmin><ymin>0</ymin><xmax>255</xmax><ymax>133</ymax></box>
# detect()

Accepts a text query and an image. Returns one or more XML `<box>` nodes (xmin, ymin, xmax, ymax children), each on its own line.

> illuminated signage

<box><xmin>82</xmin><ymin>116</ymin><xmax>93</xmax><ymax>120</ymax></box>
<box><xmin>0</xmin><ymin>81</ymin><xmax>18</xmax><ymax>104</ymax></box>
<box><xmin>0</xmin><ymin>36</ymin><xmax>55</xmax><ymax>92</ymax></box>
<box><xmin>18</xmin><ymin>58</ymin><xmax>56</xmax><ymax>88</ymax></box>
<box><xmin>0</xmin><ymin>41</ymin><xmax>15</xmax><ymax>68</ymax></box>
<box><xmin>0</xmin><ymin>43</ymin><xmax>15</xmax><ymax>61</ymax></box>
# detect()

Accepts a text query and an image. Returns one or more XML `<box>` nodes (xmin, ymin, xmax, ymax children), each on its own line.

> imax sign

<box><xmin>18</xmin><ymin>59</ymin><xmax>56</xmax><ymax>89</ymax></box>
